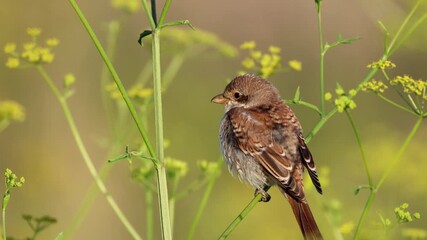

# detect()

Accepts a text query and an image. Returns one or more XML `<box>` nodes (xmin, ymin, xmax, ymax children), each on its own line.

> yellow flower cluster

<box><xmin>325</xmin><ymin>85</ymin><xmax>357</xmax><ymax>112</ymax></box>
<box><xmin>197</xmin><ymin>160</ymin><xmax>220</xmax><ymax>177</ymax></box>
<box><xmin>0</xmin><ymin>100</ymin><xmax>25</xmax><ymax>122</ymax></box>
<box><xmin>395</xmin><ymin>203</ymin><xmax>421</xmax><ymax>223</ymax></box>
<box><xmin>239</xmin><ymin>41</ymin><xmax>302</xmax><ymax>78</ymax></box>
<box><xmin>360</xmin><ymin>80</ymin><xmax>388</xmax><ymax>93</ymax></box>
<box><xmin>128</xmin><ymin>83</ymin><xmax>153</xmax><ymax>100</ymax></box>
<box><xmin>4</xmin><ymin>28</ymin><xmax>59</xmax><ymax>68</ymax></box>
<box><xmin>165</xmin><ymin>157</ymin><xmax>188</xmax><ymax>179</ymax></box>
<box><xmin>239</xmin><ymin>41</ymin><xmax>284</xmax><ymax>78</ymax></box>
<box><xmin>391</xmin><ymin>75</ymin><xmax>427</xmax><ymax>98</ymax></box>
<box><xmin>111</xmin><ymin>0</ymin><xmax>140</xmax><ymax>13</ymax></box>
<box><xmin>367</xmin><ymin>60</ymin><xmax>396</xmax><ymax>70</ymax></box>
<box><xmin>5</xmin><ymin>168</ymin><xmax>25</xmax><ymax>189</ymax></box>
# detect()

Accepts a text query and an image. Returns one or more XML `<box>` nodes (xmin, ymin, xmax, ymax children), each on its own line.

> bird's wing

<box><xmin>297</xmin><ymin>132</ymin><xmax>322</xmax><ymax>194</ymax></box>
<box><xmin>228</xmin><ymin>107</ymin><xmax>305</xmax><ymax>202</ymax></box>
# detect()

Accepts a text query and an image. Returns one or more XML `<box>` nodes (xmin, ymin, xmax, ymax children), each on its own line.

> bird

<box><xmin>211</xmin><ymin>74</ymin><xmax>323</xmax><ymax>240</ymax></box>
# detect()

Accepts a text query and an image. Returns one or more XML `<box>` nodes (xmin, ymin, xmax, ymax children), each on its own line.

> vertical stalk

<box><xmin>316</xmin><ymin>1</ymin><xmax>325</xmax><ymax>114</ymax></box>
<box><xmin>146</xmin><ymin>188</ymin><xmax>154</xmax><ymax>240</ymax></box>
<box><xmin>2</xmin><ymin>196</ymin><xmax>7</xmax><ymax>240</ymax></box>
<box><xmin>151</xmin><ymin>29</ymin><xmax>172</xmax><ymax>240</ymax></box>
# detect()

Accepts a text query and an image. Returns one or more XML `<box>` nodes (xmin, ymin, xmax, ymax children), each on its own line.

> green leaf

<box><xmin>293</xmin><ymin>86</ymin><xmax>301</xmax><ymax>101</ymax></box>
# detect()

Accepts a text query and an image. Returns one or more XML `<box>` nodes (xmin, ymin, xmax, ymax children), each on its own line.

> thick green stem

<box><xmin>36</xmin><ymin>66</ymin><xmax>142</xmax><ymax>240</ymax></box>
<box><xmin>151</xmin><ymin>29</ymin><xmax>172</xmax><ymax>240</ymax></box>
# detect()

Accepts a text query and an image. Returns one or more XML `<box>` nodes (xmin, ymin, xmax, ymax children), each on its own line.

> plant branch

<box><xmin>345</xmin><ymin>111</ymin><xmax>373</xmax><ymax>186</ymax></box>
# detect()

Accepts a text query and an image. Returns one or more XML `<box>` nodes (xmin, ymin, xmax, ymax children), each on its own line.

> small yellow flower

<box><xmin>26</xmin><ymin>28</ymin><xmax>41</xmax><ymax>37</ymax></box>
<box><xmin>4</xmin><ymin>43</ymin><xmax>17</xmax><ymax>54</ymax></box>
<box><xmin>268</xmin><ymin>46</ymin><xmax>281</xmax><ymax>54</ymax></box>
<box><xmin>64</xmin><ymin>73</ymin><xmax>76</xmax><ymax>87</ymax></box>
<box><xmin>46</xmin><ymin>38</ymin><xmax>59</xmax><ymax>47</ymax></box>
<box><xmin>0</xmin><ymin>100</ymin><xmax>25</xmax><ymax>122</ymax></box>
<box><xmin>241</xmin><ymin>58</ymin><xmax>255</xmax><ymax>69</ymax></box>
<box><xmin>324</xmin><ymin>92</ymin><xmax>332</xmax><ymax>101</ymax></box>
<box><xmin>128</xmin><ymin>83</ymin><xmax>153</xmax><ymax>100</ymax></box>
<box><xmin>250</xmin><ymin>50</ymin><xmax>262</xmax><ymax>60</ymax></box>
<box><xmin>105</xmin><ymin>82</ymin><xmax>121</xmax><ymax>100</ymax></box>
<box><xmin>23</xmin><ymin>42</ymin><xmax>36</xmax><ymax>51</ymax></box>
<box><xmin>339</xmin><ymin>222</ymin><xmax>354</xmax><ymax>235</ymax></box>
<box><xmin>111</xmin><ymin>0</ymin><xmax>140</xmax><ymax>13</ymax></box>
<box><xmin>41</xmin><ymin>52</ymin><xmax>55</xmax><ymax>63</ymax></box>
<box><xmin>288</xmin><ymin>60</ymin><xmax>302</xmax><ymax>71</ymax></box>
<box><xmin>240</xmin><ymin>41</ymin><xmax>256</xmax><ymax>50</ymax></box>
<box><xmin>6</xmin><ymin>57</ymin><xmax>20</xmax><ymax>68</ymax></box>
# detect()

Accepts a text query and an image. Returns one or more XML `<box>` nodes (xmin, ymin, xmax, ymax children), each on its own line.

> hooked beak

<box><xmin>211</xmin><ymin>93</ymin><xmax>228</xmax><ymax>104</ymax></box>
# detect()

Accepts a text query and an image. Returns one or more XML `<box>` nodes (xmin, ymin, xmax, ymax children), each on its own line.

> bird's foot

<box><xmin>255</xmin><ymin>188</ymin><xmax>271</xmax><ymax>202</ymax></box>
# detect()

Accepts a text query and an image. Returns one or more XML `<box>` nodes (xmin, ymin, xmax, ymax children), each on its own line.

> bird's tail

<box><xmin>286</xmin><ymin>194</ymin><xmax>323</xmax><ymax>240</ymax></box>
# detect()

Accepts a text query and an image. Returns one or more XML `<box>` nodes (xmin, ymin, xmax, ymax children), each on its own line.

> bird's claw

<box><xmin>255</xmin><ymin>188</ymin><xmax>271</xmax><ymax>202</ymax></box>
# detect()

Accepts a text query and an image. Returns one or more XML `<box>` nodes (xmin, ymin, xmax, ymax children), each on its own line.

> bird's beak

<box><xmin>211</xmin><ymin>94</ymin><xmax>228</xmax><ymax>104</ymax></box>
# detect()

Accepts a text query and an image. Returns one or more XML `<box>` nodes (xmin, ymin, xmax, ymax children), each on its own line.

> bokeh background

<box><xmin>1</xmin><ymin>0</ymin><xmax>427</xmax><ymax>239</ymax></box>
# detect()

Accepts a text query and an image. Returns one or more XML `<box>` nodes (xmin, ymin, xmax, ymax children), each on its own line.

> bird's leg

<box><xmin>255</xmin><ymin>186</ymin><xmax>271</xmax><ymax>202</ymax></box>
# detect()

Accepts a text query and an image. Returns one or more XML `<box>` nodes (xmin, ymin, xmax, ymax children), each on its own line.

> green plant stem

<box><xmin>353</xmin><ymin>191</ymin><xmax>376</xmax><ymax>240</ymax></box>
<box><xmin>146</xmin><ymin>187</ymin><xmax>154</xmax><ymax>240</ymax></box>
<box><xmin>387</xmin><ymin>0</ymin><xmax>425</xmax><ymax>55</ymax></box>
<box><xmin>376</xmin><ymin>117</ymin><xmax>423</xmax><ymax>189</ymax></box>
<box><xmin>317</xmin><ymin>1</ymin><xmax>325</xmax><ymax>114</ymax></box>
<box><xmin>377</xmin><ymin>93</ymin><xmax>417</xmax><ymax>116</ymax></box>
<box><xmin>217</xmin><ymin>190</ymin><xmax>267</xmax><ymax>240</ymax></box>
<box><xmin>68</xmin><ymin>0</ymin><xmax>156</xmax><ymax>160</ymax></box>
<box><xmin>158</xmin><ymin>0</ymin><xmax>172</xmax><ymax>26</ymax></box>
<box><xmin>101</xmin><ymin>20</ymin><xmax>121</xmax><ymax>137</ymax></box>
<box><xmin>151</xmin><ymin>29</ymin><xmax>172</xmax><ymax>240</ymax></box>
<box><xmin>186</xmin><ymin>165</ymin><xmax>221</xmax><ymax>240</ymax></box>
<box><xmin>345</xmin><ymin>111</ymin><xmax>373</xmax><ymax>186</ymax></box>
<box><xmin>353</xmin><ymin>117</ymin><xmax>423</xmax><ymax>239</ymax></box>
<box><xmin>2</xmin><ymin>195</ymin><xmax>7</xmax><ymax>240</ymax></box>
<box><xmin>141</xmin><ymin>0</ymin><xmax>157</xmax><ymax>29</ymax></box>
<box><xmin>36</xmin><ymin>66</ymin><xmax>142</xmax><ymax>240</ymax></box>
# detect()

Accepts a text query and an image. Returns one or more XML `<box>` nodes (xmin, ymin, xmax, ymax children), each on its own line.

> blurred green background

<box><xmin>1</xmin><ymin>0</ymin><xmax>426</xmax><ymax>239</ymax></box>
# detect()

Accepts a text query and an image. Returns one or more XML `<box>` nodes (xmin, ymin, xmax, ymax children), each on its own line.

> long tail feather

<box><xmin>287</xmin><ymin>194</ymin><xmax>323</xmax><ymax>240</ymax></box>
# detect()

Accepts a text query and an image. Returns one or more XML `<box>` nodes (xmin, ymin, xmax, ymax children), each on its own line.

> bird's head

<box><xmin>211</xmin><ymin>74</ymin><xmax>281</xmax><ymax>111</ymax></box>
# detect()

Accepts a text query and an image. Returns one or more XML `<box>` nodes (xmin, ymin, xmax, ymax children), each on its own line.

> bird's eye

<box><xmin>234</xmin><ymin>91</ymin><xmax>241</xmax><ymax>99</ymax></box>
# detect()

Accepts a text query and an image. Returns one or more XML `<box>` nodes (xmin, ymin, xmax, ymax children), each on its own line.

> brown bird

<box><xmin>211</xmin><ymin>74</ymin><xmax>323</xmax><ymax>240</ymax></box>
